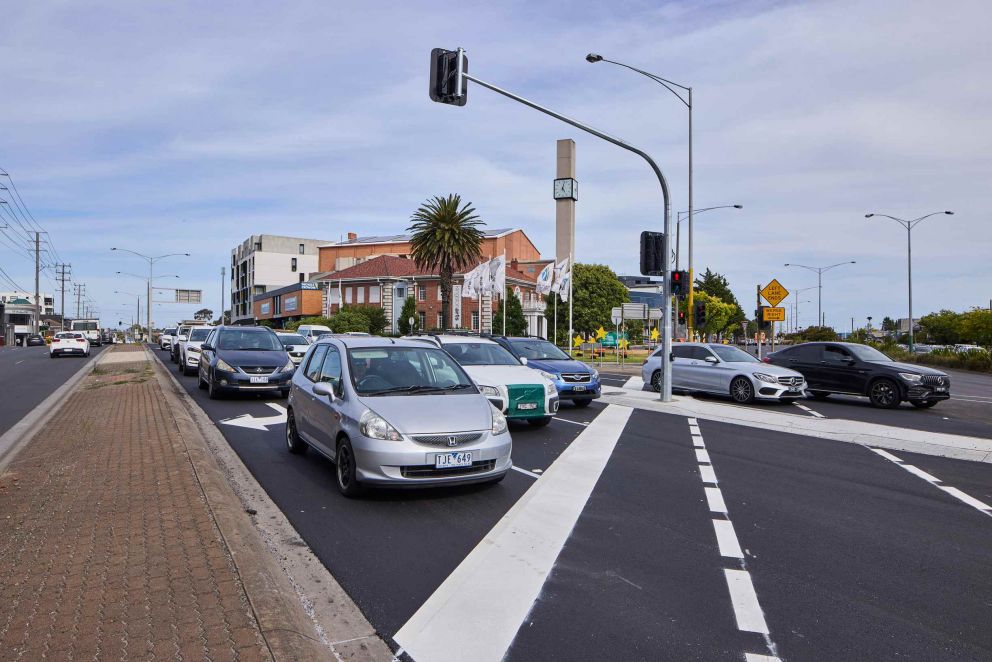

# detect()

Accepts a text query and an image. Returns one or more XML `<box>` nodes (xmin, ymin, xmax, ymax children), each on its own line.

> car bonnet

<box><xmin>357</xmin><ymin>392</ymin><xmax>495</xmax><ymax>435</ymax></box>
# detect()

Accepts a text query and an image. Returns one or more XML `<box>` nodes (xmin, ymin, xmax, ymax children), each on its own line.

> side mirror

<box><xmin>520</xmin><ymin>356</ymin><xmax>528</xmax><ymax>366</ymax></box>
<box><xmin>704</xmin><ymin>356</ymin><xmax>719</xmax><ymax>364</ymax></box>
<box><xmin>201</xmin><ymin>343</ymin><xmax>212</xmax><ymax>351</ymax></box>
<box><xmin>313</xmin><ymin>381</ymin><xmax>336</xmax><ymax>402</ymax></box>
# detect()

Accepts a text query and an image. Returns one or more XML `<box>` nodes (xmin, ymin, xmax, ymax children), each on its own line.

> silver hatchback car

<box><xmin>286</xmin><ymin>336</ymin><xmax>512</xmax><ymax>496</ymax></box>
<box><xmin>641</xmin><ymin>342</ymin><xmax>807</xmax><ymax>403</ymax></box>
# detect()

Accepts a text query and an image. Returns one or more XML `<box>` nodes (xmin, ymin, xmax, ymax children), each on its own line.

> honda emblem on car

<box><xmin>448</xmin><ymin>436</ymin><xmax>458</xmax><ymax>447</ymax></box>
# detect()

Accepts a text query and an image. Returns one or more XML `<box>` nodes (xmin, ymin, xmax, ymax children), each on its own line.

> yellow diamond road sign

<box><xmin>760</xmin><ymin>279</ymin><xmax>789</xmax><ymax>307</ymax></box>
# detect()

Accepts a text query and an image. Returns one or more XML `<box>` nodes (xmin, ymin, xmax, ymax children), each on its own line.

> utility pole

<box><xmin>55</xmin><ymin>264</ymin><xmax>71</xmax><ymax>332</ymax></box>
<box><xmin>756</xmin><ymin>284</ymin><xmax>762</xmax><ymax>360</ymax></box>
<box><xmin>74</xmin><ymin>283</ymin><xmax>84</xmax><ymax>319</ymax></box>
<box><xmin>221</xmin><ymin>267</ymin><xmax>226</xmax><ymax>324</ymax></box>
<box><xmin>34</xmin><ymin>232</ymin><xmax>40</xmax><ymax>333</ymax></box>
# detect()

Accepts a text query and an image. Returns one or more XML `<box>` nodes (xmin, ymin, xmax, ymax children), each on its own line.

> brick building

<box><xmin>252</xmin><ymin>281</ymin><xmax>324</xmax><ymax>326</ymax></box>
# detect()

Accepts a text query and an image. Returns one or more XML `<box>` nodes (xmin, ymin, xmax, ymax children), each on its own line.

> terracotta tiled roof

<box><xmin>320</xmin><ymin>255</ymin><xmax>537</xmax><ymax>283</ymax></box>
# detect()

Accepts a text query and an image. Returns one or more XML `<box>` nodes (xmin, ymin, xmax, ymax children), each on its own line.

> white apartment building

<box><xmin>230</xmin><ymin>235</ymin><xmax>333</xmax><ymax>324</ymax></box>
<box><xmin>0</xmin><ymin>291</ymin><xmax>55</xmax><ymax>315</ymax></box>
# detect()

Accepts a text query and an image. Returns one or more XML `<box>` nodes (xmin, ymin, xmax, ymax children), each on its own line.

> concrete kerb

<box><xmin>0</xmin><ymin>348</ymin><xmax>109</xmax><ymax>475</ymax></box>
<box><xmin>148</xmin><ymin>347</ymin><xmax>395</xmax><ymax>662</ymax></box>
<box><xmin>601</xmin><ymin>387</ymin><xmax>992</xmax><ymax>463</ymax></box>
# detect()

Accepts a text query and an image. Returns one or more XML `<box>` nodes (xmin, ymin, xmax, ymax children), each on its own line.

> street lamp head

<box><xmin>944</xmin><ymin>211</ymin><xmax>954</xmax><ymax>215</ymax></box>
<box><xmin>585</xmin><ymin>53</ymin><xmax>603</xmax><ymax>63</ymax></box>
<box><xmin>733</xmin><ymin>204</ymin><xmax>743</xmax><ymax>209</ymax></box>
<box><xmin>864</xmin><ymin>213</ymin><xmax>874</xmax><ymax>218</ymax></box>
<box><xmin>784</xmin><ymin>263</ymin><xmax>791</xmax><ymax>266</ymax></box>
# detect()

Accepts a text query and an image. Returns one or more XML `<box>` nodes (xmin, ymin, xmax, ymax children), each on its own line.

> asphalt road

<box><xmin>0</xmin><ymin>343</ymin><xmax>108</xmax><ymax>437</ymax></box>
<box><xmin>152</xmin><ymin>348</ymin><xmax>992</xmax><ymax>660</ymax></box>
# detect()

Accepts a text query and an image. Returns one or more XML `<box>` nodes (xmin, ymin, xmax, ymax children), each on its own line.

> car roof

<box><xmin>317</xmin><ymin>336</ymin><xmax>434</xmax><ymax>350</ymax></box>
<box><xmin>433</xmin><ymin>334</ymin><xmax>498</xmax><ymax>345</ymax></box>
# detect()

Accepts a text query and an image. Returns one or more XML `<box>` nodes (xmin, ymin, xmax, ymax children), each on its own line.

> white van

<box><xmin>296</xmin><ymin>324</ymin><xmax>332</xmax><ymax>344</ymax></box>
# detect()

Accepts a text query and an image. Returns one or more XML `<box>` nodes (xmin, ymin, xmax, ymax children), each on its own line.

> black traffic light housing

<box><xmin>429</xmin><ymin>48</ymin><xmax>468</xmax><ymax>106</ymax></box>
<box><xmin>639</xmin><ymin>231</ymin><xmax>667</xmax><ymax>276</ymax></box>
<box><xmin>694</xmin><ymin>302</ymin><xmax>707</xmax><ymax>327</ymax></box>
<box><xmin>671</xmin><ymin>270</ymin><xmax>689</xmax><ymax>297</ymax></box>
<box><xmin>678</xmin><ymin>310</ymin><xmax>686</xmax><ymax>325</ymax></box>
<box><xmin>755</xmin><ymin>307</ymin><xmax>771</xmax><ymax>331</ymax></box>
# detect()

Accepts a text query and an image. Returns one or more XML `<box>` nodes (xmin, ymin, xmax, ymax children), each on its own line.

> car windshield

<box><xmin>846</xmin><ymin>344</ymin><xmax>893</xmax><ymax>362</ymax></box>
<box><xmin>510</xmin><ymin>339</ymin><xmax>570</xmax><ymax>360</ymax></box>
<box><xmin>348</xmin><ymin>346</ymin><xmax>476</xmax><ymax>396</ymax></box>
<box><xmin>189</xmin><ymin>328</ymin><xmax>211</xmax><ymax>341</ymax></box>
<box><xmin>165</xmin><ymin>328</ymin><xmax>177</xmax><ymax>335</ymax></box>
<box><xmin>216</xmin><ymin>329</ymin><xmax>282</xmax><ymax>351</ymax></box>
<box><xmin>711</xmin><ymin>345</ymin><xmax>759</xmax><ymax>363</ymax></box>
<box><xmin>278</xmin><ymin>334</ymin><xmax>307</xmax><ymax>347</ymax></box>
<box><xmin>442</xmin><ymin>342</ymin><xmax>520</xmax><ymax>366</ymax></box>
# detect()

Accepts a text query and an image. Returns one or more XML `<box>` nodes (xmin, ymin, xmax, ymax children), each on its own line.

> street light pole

<box><xmin>675</xmin><ymin>204</ymin><xmax>743</xmax><ymax>271</ymax></box>
<box><xmin>784</xmin><ymin>261</ymin><xmax>856</xmax><ymax>328</ymax></box>
<box><xmin>865</xmin><ymin>211</ymin><xmax>953</xmax><ymax>352</ymax></box>
<box><xmin>111</xmin><ymin>248</ymin><xmax>189</xmax><ymax>343</ymax></box>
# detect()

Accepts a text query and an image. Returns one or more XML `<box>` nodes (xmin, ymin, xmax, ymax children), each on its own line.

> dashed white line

<box><xmin>692</xmin><ymin>435</ymin><xmax>705</xmax><ymax>448</ymax></box>
<box><xmin>695</xmin><ymin>448</ymin><xmax>711</xmax><ymax>463</ymax></box>
<box><xmin>793</xmin><ymin>402</ymin><xmax>825</xmax><ymax>418</ymax></box>
<box><xmin>552</xmin><ymin>417</ymin><xmax>590</xmax><ymax>427</ymax></box>
<box><xmin>511</xmin><ymin>466</ymin><xmax>540</xmax><ymax>479</ymax></box>
<box><xmin>699</xmin><ymin>464</ymin><xmax>717</xmax><ymax>484</ymax></box>
<box><xmin>724</xmin><ymin>569</ymin><xmax>770</xmax><ymax>634</ymax></box>
<box><xmin>712</xmin><ymin>519</ymin><xmax>743</xmax><ymax>558</ymax></box>
<box><xmin>745</xmin><ymin>653</ymin><xmax>782</xmax><ymax>662</ymax></box>
<box><xmin>868</xmin><ymin>446</ymin><xmax>992</xmax><ymax>517</ymax></box>
<box><xmin>705</xmin><ymin>486</ymin><xmax>728</xmax><ymax>513</ymax></box>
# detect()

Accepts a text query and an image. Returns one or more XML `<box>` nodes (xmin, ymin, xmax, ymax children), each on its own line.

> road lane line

<box><xmin>511</xmin><ymin>466</ymin><xmax>540</xmax><ymax>479</ymax></box>
<box><xmin>687</xmin><ymin>417</ymin><xmax>698</xmax><ymax>425</ymax></box>
<box><xmin>699</xmin><ymin>464</ymin><xmax>717</xmax><ymax>484</ymax></box>
<box><xmin>705</xmin><ymin>487</ymin><xmax>728</xmax><ymax>513</ymax></box>
<box><xmin>551</xmin><ymin>417</ymin><xmax>589</xmax><ymax>427</ymax></box>
<box><xmin>793</xmin><ymin>402</ymin><xmax>826</xmax><ymax>418</ymax></box>
<box><xmin>623</xmin><ymin>376</ymin><xmax>645</xmax><ymax>390</ymax></box>
<box><xmin>695</xmin><ymin>448</ymin><xmax>711</xmax><ymax>463</ymax></box>
<box><xmin>689</xmin><ymin>424</ymin><xmax>701</xmax><ymax>435</ymax></box>
<box><xmin>712</xmin><ymin>519</ymin><xmax>743</xmax><ymax>559</ymax></box>
<box><xmin>394</xmin><ymin>404</ymin><xmax>634</xmax><ymax>662</ymax></box>
<box><xmin>692</xmin><ymin>435</ymin><xmax>705</xmax><ymax>448</ymax></box>
<box><xmin>868</xmin><ymin>447</ymin><xmax>992</xmax><ymax>517</ymax></box>
<box><xmin>745</xmin><ymin>654</ymin><xmax>782</xmax><ymax>662</ymax></box>
<box><xmin>724</xmin><ymin>569</ymin><xmax>770</xmax><ymax>634</ymax></box>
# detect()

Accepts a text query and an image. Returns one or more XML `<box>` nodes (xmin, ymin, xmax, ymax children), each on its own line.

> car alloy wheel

<box><xmin>730</xmin><ymin>376</ymin><xmax>754</xmax><ymax>404</ymax></box>
<box><xmin>336</xmin><ymin>440</ymin><xmax>361</xmax><ymax>497</ymax></box>
<box><xmin>869</xmin><ymin>379</ymin><xmax>900</xmax><ymax>408</ymax></box>
<box><xmin>651</xmin><ymin>370</ymin><xmax>663</xmax><ymax>393</ymax></box>
<box><xmin>285</xmin><ymin>410</ymin><xmax>307</xmax><ymax>454</ymax></box>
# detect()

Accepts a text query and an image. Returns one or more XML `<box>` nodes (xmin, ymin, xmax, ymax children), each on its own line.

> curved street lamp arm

<box><xmin>151</xmin><ymin>253</ymin><xmax>190</xmax><ymax>263</ymax></box>
<box><xmin>110</xmin><ymin>247</ymin><xmax>152</xmax><ymax>261</ymax></box>
<box><xmin>821</xmin><ymin>261</ymin><xmax>856</xmax><ymax>273</ymax></box>
<box><xmin>598</xmin><ymin>57</ymin><xmax>691</xmax><ymax>107</ymax></box>
<box><xmin>865</xmin><ymin>213</ymin><xmax>909</xmax><ymax>229</ymax></box>
<box><xmin>908</xmin><ymin>211</ymin><xmax>952</xmax><ymax>229</ymax></box>
<box><xmin>784</xmin><ymin>263</ymin><xmax>820</xmax><ymax>274</ymax></box>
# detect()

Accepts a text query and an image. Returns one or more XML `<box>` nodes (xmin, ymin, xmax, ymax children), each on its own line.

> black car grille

<box><xmin>401</xmin><ymin>460</ymin><xmax>497</xmax><ymax>479</ymax></box>
<box><xmin>411</xmin><ymin>432</ymin><xmax>484</xmax><ymax>447</ymax></box>
<box><xmin>238</xmin><ymin>366</ymin><xmax>277</xmax><ymax>375</ymax></box>
<box><xmin>777</xmin><ymin>376</ymin><xmax>804</xmax><ymax>386</ymax></box>
<box><xmin>921</xmin><ymin>375</ymin><xmax>949</xmax><ymax>388</ymax></box>
<box><xmin>561</xmin><ymin>373</ymin><xmax>591</xmax><ymax>383</ymax></box>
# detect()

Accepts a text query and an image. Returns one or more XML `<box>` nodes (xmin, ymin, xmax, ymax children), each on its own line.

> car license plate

<box><xmin>249</xmin><ymin>376</ymin><xmax>269</xmax><ymax>384</ymax></box>
<box><xmin>436</xmin><ymin>452</ymin><xmax>473</xmax><ymax>468</ymax></box>
<box><xmin>935</xmin><ymin>386</ymin><xmax>947</xmax><ymax>392</ymax></box>
<box><xmin>517</xmin><ymin>402</ymin><xmax>537</xmax><ymax>410</ymax></box>
<box><xmin>573</xmin><ymin>385</ymin><xmax>587</xmax><ymax>392</ymax></box>
<box><xmin>789</xmin><ymin>386</ymin><xmax>801</xmax><ymax>392</ymax></box>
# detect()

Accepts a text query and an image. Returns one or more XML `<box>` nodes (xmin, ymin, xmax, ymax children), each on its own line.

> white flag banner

<box><xmin>551</xmin><ymin>258</ymin><xmax>570</xmax><ymax>294</ymax></box>
<box><xmin>463</xmin><ymin>263</ymin><xmax>481</xmax><ymax>299</ymax></box>
<box><xmin>489</xmin><ymin>255</ymin><xmax>506</xmax><ymax>297</ymax></box>
<box><xmin>476</xmin><ymin>260</ymin><xmax>493</xmax><ymax>297</ymax></box>
<box><xmin>558</xmin><ymin>270</ymin><xmax>572</xmax><ymax>303</ymax></box>
<box><xmin>535</xmin><ymin>262</ymin><xmax>554</xmax><ymax>295</ymax></box>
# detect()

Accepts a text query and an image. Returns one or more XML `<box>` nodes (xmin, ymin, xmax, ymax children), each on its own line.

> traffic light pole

<box><xmin>460</xmin><ymin>71</ymin><xmax>675</xmax><ymax>402</ymax></box>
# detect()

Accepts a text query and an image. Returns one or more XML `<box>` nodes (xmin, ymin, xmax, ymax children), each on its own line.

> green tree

<box><xmin>798</xmin><ymin>325</ymin><xmax>839</xmax><ymax>342</ymax></box>
<box><xmin>544</xmin><ymin>264</ymin><xmax>629</xmax><ymax>345</ymax></box>
<box><xmin>960</xmin><ymin>308</ymin><xmax>992</xmax><ymax>346</ymax></box>
<box><xmin>695</xmin><ymin>268</ymin><xmax>745</xmax><ymax>335</ymax></box>
<box><xmin>349</xmin><ymin>306</ymin><xmax>389</xmax><ymax>335</ymax></box>
<box><xmin>408</xmin><ymin>194</ymin><xmax>484</xmax><ymax>330</ymax></box>
<box><xmin>398</xmin><ymin>296</ymin><xmax>419</xmax><ymax>335</ymax></box>
<box><xmin>919</xmin><ymin>309</ymin><xmax>962</xmax><ymax>344</ymax></box>
<box><xmin>683</xmin><ymin>290</ymin><xmax>736</xmax><ymax>339</ymax></box>
<box><xmin>881</xmin><ymin>316</ymin><xmax>898</xmax><ymax>333</ymax></box>
<box><xmin>492</xmin><ymin>292</ymin><xmax>528</xmax><ymax>336</ymax></box>
<box><xmin>194</xmin><ymin>308</ymin><xmax>214</xmax><ymax>321</ymax></box>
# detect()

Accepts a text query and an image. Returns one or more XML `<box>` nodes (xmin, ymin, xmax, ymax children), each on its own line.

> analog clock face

<box><xmin>554</xmin><ymin>178</ymin><xmax>576</xmax><ymax>200</ymax></box>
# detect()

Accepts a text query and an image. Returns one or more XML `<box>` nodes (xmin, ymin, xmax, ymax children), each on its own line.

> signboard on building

<box><xmin>175</xmin><ymin>289</ymin><xmax>202</xmax><ymax>304</ymax></box>
<box><xmin>300</xmin><ymin>282</ymin><xmax>319</xmax><ymax>290</ymax></box>
<box><xmin>284</xmin><ymin>295</ymin><xmax>298</xmax><ymax>313</ymax></box>
<box><xmin>260</xmin><ymin>302</ymin><xmax>271</xmax><ymax>315</ymax></box>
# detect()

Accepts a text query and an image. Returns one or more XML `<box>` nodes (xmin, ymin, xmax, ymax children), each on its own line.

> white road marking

<box><xmin>15</xmin><ymin>360</ymin><xmax>23</xmax><ymax>365</ymax></box>
<box><xmin>724</xmin><ymin>569</ymin><xmax>770</xmax><ymax>634</ymax></box>
<box><xmin>394</xmin><ymin>404</ymin><xmax>634</xmax><ymax>662</ymax></box>
<box><xmin>219</xmin><ymin>402</ymin><xmax>287</xmax><ymax>431</ymax></box>
<box><xmin>511</xmin><ymin>466</ymin><xmax>540</xmax><ymax>479</ymax></box>
<box><xmin>745</xmin><ymin>654</ymin><xmax>782</xmax><ymax>662</ymax></box>
<box><xmin>552</xmin><ymin>417</ymin><xmax>589</xmax><ymax>427</ymax></box>
<box><xmin>623</xmin><ymin>375</ymin><xmax>645</xmax><ymax>390</ymax></box>
<box><xmin>952</xmin><ymin>395</ymin><xmax>992</xmax><ymax>403</ymax></box>
<box><xmin>687</xmin><ymin>417</ymin><xmax>698</xmax><ymax>425</ymax></box>
<box><xmin>689</xmin><ymin>424</ymin><xmax>701</xmax><ymax>435</ymax></box>
<box><xmin>695</xmin><ymin>448</ymin><xmax>711</xmax><ymax>463</ymax></box>
<box><xmin>868</xmin><ymin>447</ymin><xmax>992</xmax><ymax>517</ymax></box>
<box><xmin>705</xmin><ymin>486</ymin><xmax>728</xmax><ymax>513</ymax></box>
<box><xmin>793</xmin><ymin>402</ymin><xmax>826</xmax><ymax>418</ymax></box>
<box><xmin>699</xmin><ymin>464</ymin><xmax>717</xmax><ymax>484</ymax></box>
<box><xmin>692</xmin><ymin>435</ymin><xmax>705</xmax><ymax>448</ymax></box>
<box><xmin>712</xmin><ymin>519</ymin><xmax>743</xmax><ymax>558</ymax></box>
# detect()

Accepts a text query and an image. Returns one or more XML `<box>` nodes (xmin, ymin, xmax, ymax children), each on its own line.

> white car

<box><xmin>160</xmin><ymin>328</ymin><xmax>177</xmax><ymax>350</ymax></box>
<box><xmin>297</xmin><ymin>324</ymin><xmax>332</xmax><ymax>344</ymax></box>
<box><xmin>408</xmin><ymin>335</ymin><xmax>559</xmax><ymax>427</ymax></box>
<box><xmin>178</xmin><ymin>326</ymin><xmax>214</xmax><ymax>376</ymax></box>
<box><xmin>275</xmin><ymin>332</ymin><xmax>310</xmax><ymax>365</ymax></box>
<box><xmin>50</xmin><ymin>332</ymin><xmax>90</xmax><ymax>358</ymax></box>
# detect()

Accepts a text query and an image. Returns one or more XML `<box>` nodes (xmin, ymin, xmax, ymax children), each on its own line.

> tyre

<box><xmin>650</xmin><ymin>370</ymin><xmax>663</xmax><ymax>393</ymax></box>
<box><xmin>527</xmin><ymin>416</ymin><xmax>552</xmax><ymax>427</ymax></box>
<box><xmin>910</xmin><ymin>399</ymin><xmax>938</xmax><ymax>409</ymax></box>
<box><xmin>279</xmin><ymin>388</ymin><xmax>290</xmax><ymax>399</ymax></box>
<box><xmin>49</xmin><ymin>353</ymin><xmax>55</xmax><ymax>359</ymax></box>
<box><xmin>730</xmin><ymin>376</ymin><xmax>755</xmax><ymax>404</ymax></box>
<box><xmin>572</xmin><ymin>398</ymin><xmax>592</xmax><ymax>408</ymax></box>
<box><xmin>335</xmin><ymin>438</ymin><xmax>362</xmax><ymax>497</ymax></box>
<box><xmin>207</xmin><ymin>375</ymin><xmax>221</xmax><ymax>400</ymax></box>
<box><xmin>868</xmin><ymin>378</ymin><xmax>901</xmax><ymax>409</ymax></box>
<box><xmin>285</xmin><ymin>410</ymin><xmax>307</xmax><ymax>455</ymax></box>
<box><xmin>808</xmin><ymin>391</ymin><xmax>830</xmax><ymax>400</ymax></box>
<box><xmin>197</xmin><ymin>370</ymin><xmax>207</xmax><ymax>390</ymax></box>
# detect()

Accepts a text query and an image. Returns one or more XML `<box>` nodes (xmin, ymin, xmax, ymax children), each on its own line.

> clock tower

<box><xmin>554</xmin><ymin>139</ymin><xmax>577</xmax><ymax>265</ymax></box>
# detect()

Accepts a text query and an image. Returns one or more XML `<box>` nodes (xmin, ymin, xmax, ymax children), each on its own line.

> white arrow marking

<box><xmin>220</xmin><ymin>403</ymin><xmax>287</xmax><ymax>431</ymax></box>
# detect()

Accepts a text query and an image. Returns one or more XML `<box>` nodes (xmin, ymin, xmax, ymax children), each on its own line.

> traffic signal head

<box><xmin>678</xmin><ymin>310</ymin><xmax>686</xmax><ymax>324</ymax></box>
<box><xmin>671</xmin><ymin>270</ymin><xmax>689</xmax><ymax>297</ymax></box>
<box><xmin>639</xmin><ymin>231</ymin><xmax>667</xmax><ymax>276</ymax></box>
<box><xmin>429</xmin><ymin>48</ymin><xmax>468</xmax><ymax>106</ymax></box>
<box><xmin>694</xmin><ymin>302</ymin><xmax>707</xmax><ymax>327</ymax></box>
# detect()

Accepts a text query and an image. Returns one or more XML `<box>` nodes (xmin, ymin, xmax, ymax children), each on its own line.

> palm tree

<box><xmin>408</xmin><ymin>194</ymin><xmax>485</xmax><ymax>330</ymax></box>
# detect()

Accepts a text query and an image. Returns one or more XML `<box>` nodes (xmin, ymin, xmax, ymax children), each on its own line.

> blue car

<box><xmin>490</xmin><ymin>336</ymin><xmax>601</xmax><ymax>408</ymax></box>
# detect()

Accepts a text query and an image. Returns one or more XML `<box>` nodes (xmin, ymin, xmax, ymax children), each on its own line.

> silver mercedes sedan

<box><xmin>286</xmin><ymin>336</ymin><xmax>512</xmax><ymax>496</ymax></box>
<box><xmin>641</xmin><ymin>342</ymin><xmax>807</xmax><ymax>403</ymax></box>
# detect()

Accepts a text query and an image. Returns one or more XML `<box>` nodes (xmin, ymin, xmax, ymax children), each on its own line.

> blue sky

<box><xmin>1</xmin><ymin>0</ymin><xmax>989</xmax><ymax>329</ymax></box>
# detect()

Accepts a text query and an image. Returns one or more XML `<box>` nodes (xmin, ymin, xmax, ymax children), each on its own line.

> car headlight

<box><xmin>538</xmin><ymin>371</ymin><xmax>558</xmax><ymax>394</ymax></box>
<box><xmin>752</xmin><ymin>372</ymin><xmax>779</xmax><ymax>384</ymax></box>
<box><xmin>216</xmin><ymin>358</ymin><xmax>234</xmax><ymax>372</ymax></box>
<box><xmin>591</xmin><ymin>369</ymin><xmax>599</xmax><ymax>380</ymax></box>
<box><xmin>359</xmin><ymin>409</ymin><xmax>402</xmax><ymax>441</ymax></box>
<box><xmin>187</xmin><ymin>345</ymin><xmax>200</xmax><ymax>354</ymax></box>
<box><xmin>899</xmin><ymin>372</ymin><xmax>922</xmax><ymax>383</ymax></box>
<box><xmin>538</xmin><ymin>370</ymin><xmax>558</xmax><ymax>381</ymax></box>
<box><xmin>479</xmin><ymin>385</ymin><xmax>500</xmax><ymax>397</ymax></box>
<box><xmin>491</xmin><ymin>404</ymin><xmax>508</xmax><ymax>435</ymax></box>
<box><xmin>281</xmin><ymin>359</ymin><xmax>295</xmax><ymax>372</ymax></box>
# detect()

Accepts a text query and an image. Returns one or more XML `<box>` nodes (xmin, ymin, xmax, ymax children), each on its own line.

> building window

<box><xmin>344</xmin><ymin>287</ymin><xmax>353</xmax><ymax>304</ymax></box>
<box><xmin>254</xmin><ymin>241</ymin><xmax>262</xmax><ymax>251</ymax></box>
<box><xmin>418</xmin><ymin>311</ymin><xmax>426</xmax><ymax>329</ymax></box>
<box><xmin>369</xmin><ymin>286</ymin><xmax>380</xmax><ymax>304</ymax></box>
<box><xmin>356</xmin><ymin>287</ymin><xmax>365</xmax><ymax>304</ymax></box>
<box><xmin>437</xmin><ymin>312</ymin><xmax>445</xmax><ymax>329</ymax></box>
<box><xmin>417</xmin><ymin>285</ymin><xmax>427</xmax><ymax>301</ymax></box>
<box><xmin>274</xmin><ymin>296</ymin><xmax>281</xmax><ymax>315</ymax></box>
<box><xmin>254</xmin><ymin>285</ymin><xmax>265</xmax><ymax>296</ymax></box>
<box><xmin>291</xmin><ymin>258</ymin><xmax>298</xmax><ymax>272</ymax></box>
<box><xmin>437</xmin><ymin>285</ymin><xmax>443</xmax><ymax>300</ymax></box>
<box><xmin>298</xmin><ymin>243</ymin><xmax>305</xmax><ymax>254</ymax></box>
<box><xmin>471</xmin><ymin>311</ymin><xmax>479</xmax><ymax>330</ymax></box>
<box><xmin>231</xmin><ymin>255</ymin><xmax>236</xmax><ymax>268</ymax></box>
<box><xmin>299</xmin><ymin>273</ymin><xmax>305</xmax><ymax>283</ymax></box>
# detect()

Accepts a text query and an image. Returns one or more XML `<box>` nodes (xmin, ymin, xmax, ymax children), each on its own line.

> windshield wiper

<box><xmin>363</xmin><ymin>384</ymin><xmax>447</xmax><ymax>396</ymax></box>
<box><xmin>442</xmin><ymin>383</ymin><xmax>476</xmax><ymax>391</ymax></box>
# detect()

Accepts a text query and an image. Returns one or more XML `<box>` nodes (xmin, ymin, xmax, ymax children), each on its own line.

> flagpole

<box><xmin>501</xmin><ymin>251</ymin><xmax>507</xmax><ymax>335</ymax></box>
<box><xmin>553</xmin><ymin>297</ymin><xmax>557</xmax><ymax>346</ymax></box>
<box><xmin>568</xmin><ymin>254</ymin><xmax>574</xmax><ymax>356</ymax></box>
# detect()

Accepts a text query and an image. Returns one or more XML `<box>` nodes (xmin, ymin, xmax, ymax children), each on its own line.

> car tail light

<box><xmin>53</xmin><ymin>338</ymin><xmax>60</xmax><ymax>343</ymax></box>
<box><xmin>761</xmin><ymin>356</ymin><xmax>770</xmax><ymax>363</ymax></box>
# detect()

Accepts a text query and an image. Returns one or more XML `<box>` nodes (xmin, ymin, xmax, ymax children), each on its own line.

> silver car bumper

<box><xmin>352</xmin><ymin>430</ymin><xmax>512</xmax><ymax>486</ymax></box>
<box><xmin>753</xmin><ymin>378</ymin><xmax>807</xmax><ymax>400</ymax></box>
